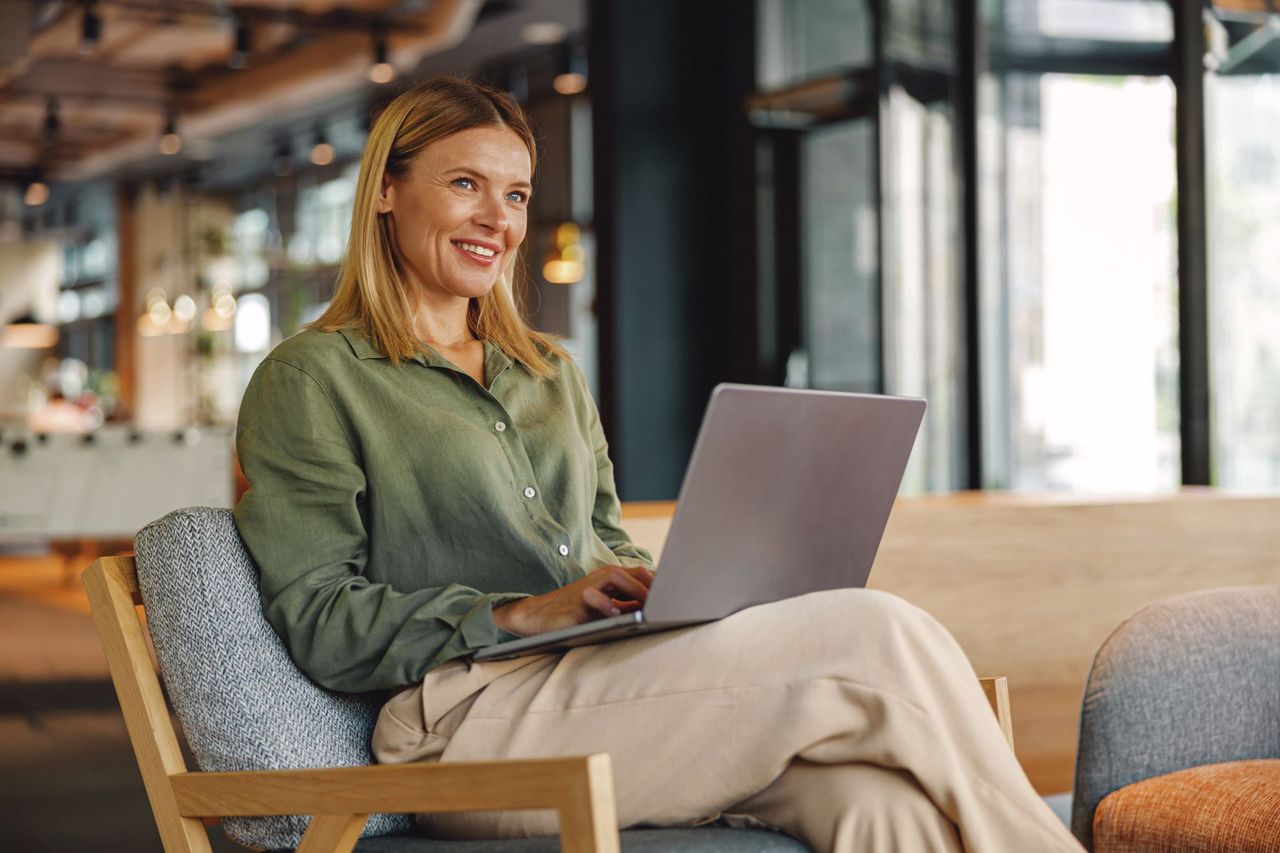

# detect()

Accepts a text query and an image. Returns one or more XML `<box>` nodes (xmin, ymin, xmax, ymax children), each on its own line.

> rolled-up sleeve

<box><xmin>233</xmin><ymin>358</ymin><xmax>527</xmax><ymax>693</ymax></box>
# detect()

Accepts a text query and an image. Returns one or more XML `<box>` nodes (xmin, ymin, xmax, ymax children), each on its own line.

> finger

<box><xmin>583</xmin><ymin>586</ymin><xmax>622</xmax><ymax>618</ymax></box>
<box><xmin>600</xmin><ymin>566</ymin><xmax>650</xmax><ymax>602</ymax></box>
<box><xmin>619</xmin><ymin>565</ymin><xmax>656</xmax><ymax>588</ymax></box>
<box><xmin>611</xmin><ymin>597</ymin><xmax>643</xmax><ymax>613</ymax></box>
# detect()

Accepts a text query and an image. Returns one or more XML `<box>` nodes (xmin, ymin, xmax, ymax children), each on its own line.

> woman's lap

<box><xmin>373</xmin><ymin>588</ymin><xmax>1078</xmax><ymax>850</ymax></box>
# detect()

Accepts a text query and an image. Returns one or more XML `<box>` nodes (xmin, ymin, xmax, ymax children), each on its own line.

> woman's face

<box><xmin>377</xmin><ymin>125</ymin><xmax>532</xmax><ymax>304</ymax></box>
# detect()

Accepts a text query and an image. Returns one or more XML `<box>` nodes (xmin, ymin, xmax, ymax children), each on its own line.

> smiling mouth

<box><xmin>451</xmin><ymin>240</ymin><xmax>498</xmax><ymax>260</ymax></box>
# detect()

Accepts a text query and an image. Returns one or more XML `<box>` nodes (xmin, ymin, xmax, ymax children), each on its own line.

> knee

<box><xmin>812</xmin><ymin>587</ymin><xmax>945</xmax><ymax>638</ymax></box>
<box><xmin>785</xmin><ymin>587</ymin><xmax>967</xmax><ymax>671</ymax></box>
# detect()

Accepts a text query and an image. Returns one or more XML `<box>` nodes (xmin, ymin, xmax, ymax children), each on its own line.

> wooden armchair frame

<box><xmin>84</xmin><ymin>555</ymin><xmax>1014</xmax><ymax>853</ymax></box>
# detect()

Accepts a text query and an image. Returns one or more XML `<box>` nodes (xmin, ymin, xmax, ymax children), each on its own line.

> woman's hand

<box><xmin>492</xmin><ymin>565</ymin><xmax>656</xmax><ymax>637</ymax></box>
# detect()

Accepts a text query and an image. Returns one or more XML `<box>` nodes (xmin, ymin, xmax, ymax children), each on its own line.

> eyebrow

<box><xmin>451</xmin><ymin>166</ymin><xmax>533</xmax><ymax>191</ymax></box>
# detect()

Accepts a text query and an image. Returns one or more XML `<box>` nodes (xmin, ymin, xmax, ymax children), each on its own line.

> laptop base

<box><xmin>472</xmin><ymin>612</ymin><xmax>708</xmax><ymax>661</ymax></box>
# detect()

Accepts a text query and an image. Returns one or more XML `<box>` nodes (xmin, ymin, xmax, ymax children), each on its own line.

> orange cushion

<box><xmin>1094</xmin><ymin>759</ymin><xmax>1280</xmax><ymax>852</ymax></box>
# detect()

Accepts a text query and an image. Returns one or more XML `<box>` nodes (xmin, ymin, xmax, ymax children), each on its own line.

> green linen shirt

<box><xmin>233</xmin><ymin>327</ymin><xmax>654</xmax><ymax>694</ymax></box>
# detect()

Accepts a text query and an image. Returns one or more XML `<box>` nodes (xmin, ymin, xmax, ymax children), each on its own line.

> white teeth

<box><xmin>455</xmin><ymin>241</ymin><xmax>496</xmax><ymax>258</ymax></box>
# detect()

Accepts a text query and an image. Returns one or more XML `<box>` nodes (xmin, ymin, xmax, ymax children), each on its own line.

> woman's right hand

<box><xmin>492</xmin><ymin>565</ymin><xmax>655</xmax><ymax>637</ymax></box>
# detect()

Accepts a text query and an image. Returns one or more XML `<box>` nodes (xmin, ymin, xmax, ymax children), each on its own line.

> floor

<box><xmin>0</xmin><ymin>552</ymin><xmax>241</xmax><ymax>853</ymax></box>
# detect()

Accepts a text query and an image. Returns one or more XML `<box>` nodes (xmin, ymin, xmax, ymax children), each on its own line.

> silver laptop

<box><xmin>472</xmin><ymin>383</ymin><xmax>926</xmax><ymax>662</ymax></box>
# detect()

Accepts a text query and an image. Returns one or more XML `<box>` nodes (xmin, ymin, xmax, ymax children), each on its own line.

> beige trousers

<box><xmin>373</xmin><ymin>589</ymin><xmax>1083</xmax><ymax>852</ymax></box>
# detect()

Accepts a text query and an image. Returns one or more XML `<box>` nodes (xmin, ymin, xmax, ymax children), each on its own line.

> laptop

<box><xmin>472</xmin><ymin>383</ymin><xmax>926</xmax><ymax>662</ymax></box>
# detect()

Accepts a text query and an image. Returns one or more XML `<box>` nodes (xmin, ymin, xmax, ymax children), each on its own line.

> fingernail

<box><xmin>610</xmin><ymin>607</ymin><xmax>621</xmax><ymax>616</ymax></box>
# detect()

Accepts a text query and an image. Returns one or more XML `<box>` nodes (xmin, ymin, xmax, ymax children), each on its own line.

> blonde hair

<box><xmin>309</xmin><ymin>76</ymin><xmax>567</xmax><ymax>376</ymax></box>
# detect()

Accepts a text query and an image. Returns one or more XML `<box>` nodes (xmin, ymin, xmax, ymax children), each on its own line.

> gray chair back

<box><xmin>1071</xmin><ymin>585</ymin><xmax>1280</xmax><ymax>849</ymax></box>
<box><xmin>134</xmin><ymin>507</ymin><xmax>414</xmax><ymax>850</ymax></box>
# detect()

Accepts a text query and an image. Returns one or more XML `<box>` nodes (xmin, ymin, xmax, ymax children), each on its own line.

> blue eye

<box><xmin>506</xmin><ymin>191</ymin><xmax>529</xmax><ymax>204</ymax></box>
<box><xmin>453</xmin><ymin>177</ymin><xmax>476</xmax><ymax>190</ymax></box>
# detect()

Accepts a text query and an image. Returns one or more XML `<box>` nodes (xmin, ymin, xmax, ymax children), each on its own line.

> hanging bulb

<box><xmin>159</xmin><ymin>108</ymin><xmax>182</xmax><ymax>156</ymax></box>
<box><xmin>310</xmin><ymin>127</ymin><xmax>334</xmax><ymax>166</ymax></box>
<box><xmin>369</xmin><ymin>34</ymin><xmax>394</xmax><ymax>84</ymax></box>
<box><xmin>25</xmin><ymin>178</ymin><xmax>50</xmax><ymax>207</ymax></box>
<box><xmin>553</xmin><ymin>40</ymin><xmax>588</xmax><ymax>95</ymax></box>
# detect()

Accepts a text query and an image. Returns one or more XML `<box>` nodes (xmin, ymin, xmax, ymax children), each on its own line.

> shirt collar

<box><xmin>338</xmin><ymin>326</ymin><xmax>515</xmax><ymax>379</ymax></box>
<box><xmin>338</xmin><ymin>327</ymin><xmax>390</xmax><ymax>360</ymax></box>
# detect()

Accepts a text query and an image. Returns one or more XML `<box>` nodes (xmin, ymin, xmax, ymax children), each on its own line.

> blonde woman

<box><xmin>233</xmin><ymin>76</ymin><xmax>1082</xmax><ymax>852</ymax></box>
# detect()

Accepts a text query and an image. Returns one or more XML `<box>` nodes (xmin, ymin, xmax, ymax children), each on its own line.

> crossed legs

<box><xmin>374</xmin><ymin>588</ymin><xmax>1081</xmax><ymax>852</ymax></box>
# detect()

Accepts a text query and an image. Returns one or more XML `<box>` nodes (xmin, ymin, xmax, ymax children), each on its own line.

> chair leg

<box><xmin>294</xmin><ymin>814</ymin><xmax>368</xmax><ymax>853</ymax></box>
<box><xmin>557</xmin><ymin>754</ymin><xmax>621</xmax><ymax>853</ymax></box>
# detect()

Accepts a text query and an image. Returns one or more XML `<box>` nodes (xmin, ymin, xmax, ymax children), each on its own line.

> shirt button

<box><xmin>558</xmin><ymin>544</ymin><xmax>569</xmax><ymax>556</ymax></box>
<box><xmin>495</xmin><ymin>421</ymin><xmax>507</xmax><ymax>432</ymax></box>
<box><xmin>523</xmin><ymin>486</ymin><xmax>537</xmax><ymax>499</ymax></box>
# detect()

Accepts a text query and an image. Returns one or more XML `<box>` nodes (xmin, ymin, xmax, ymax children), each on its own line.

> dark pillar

<box><xmin>590</xmin><ymin>0</ymin><xmax>757</xmax><ymax>499</ymax></box>
<box><xmin>955</xmin><ymin>0</ymin><xmax>984</xmax><ymax>490</ymax></box>
<box><xmin>1172</xmin><ymin>0</ymin><xmax>1212</xmax><ymax>485</ymax></box>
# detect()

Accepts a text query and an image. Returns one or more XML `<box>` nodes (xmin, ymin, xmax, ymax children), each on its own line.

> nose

<box><xmin>473</xmin><ymin>190</ymin><xmax>509</xmax><ymax>234</ymax></box>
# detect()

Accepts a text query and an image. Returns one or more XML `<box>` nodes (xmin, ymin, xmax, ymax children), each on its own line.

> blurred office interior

<box><xmin>1</xmin><ymin>1</ymin><xmax>1279</xmax><ymax>850</ymax></box>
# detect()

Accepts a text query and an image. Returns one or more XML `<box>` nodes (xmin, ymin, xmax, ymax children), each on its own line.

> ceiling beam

<box><xmin>55</xmin><ymin>0</ymin><xmax>482</xmax><ymax>181</ymax></box>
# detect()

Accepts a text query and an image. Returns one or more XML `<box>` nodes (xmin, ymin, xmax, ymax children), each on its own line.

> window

<box><xmin>980</xmin><ymin>3</ymin><xmax>1180</xmax><ymax>492</ymax></box>
<box><xmin>1207</xmin><ymin>73</ymin><xmax>1280</xmax><ymax>489</ymax></box>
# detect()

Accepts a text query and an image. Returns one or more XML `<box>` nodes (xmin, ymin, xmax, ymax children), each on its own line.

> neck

<box><xmin>411</xmin><ymin>295</ymin><xmax>475</xmax><ymax>350</ymax></box>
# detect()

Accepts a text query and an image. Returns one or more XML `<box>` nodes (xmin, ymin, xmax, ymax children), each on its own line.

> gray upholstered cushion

<box><xmin>134</xmin><ymin>507</ymin><xmax>414</xmax><ymax>849</ymax></box>
<box><xmin>136</xmin><ymin>507</ymin><xmax>812</xmax><ymax>852</ymax></box>
<box><xmin>348</xmin><ymin>826</ymin><xmax>809</xmax><ymax>851</ymax></box>
<box><xmin>1071</xmin><ymin>585</ymin><xmax>1280</xmax><ymax>850</ymax></box>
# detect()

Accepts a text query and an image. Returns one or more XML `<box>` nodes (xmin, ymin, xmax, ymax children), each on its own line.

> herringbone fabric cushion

<box><xmin>1093</xmin><ymin>759</ymin><xmax>1280</xmax><ymax>852</ymax></box>
<box><xmin>134</xmin><ymin>507</ymin><xmax>414</xmax><ymax>850</ymax></box>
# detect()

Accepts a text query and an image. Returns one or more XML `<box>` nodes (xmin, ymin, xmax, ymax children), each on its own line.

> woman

<box><xmin>234</xmin><ymin>76</ymin><xmax>1082</xmax><ymax>852</ymax></box>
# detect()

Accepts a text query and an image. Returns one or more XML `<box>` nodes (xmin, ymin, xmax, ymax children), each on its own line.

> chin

<box><xmin>450</xmin><ymin>277</ymin><xmax>500</xmax><ymax>300</ymax></box>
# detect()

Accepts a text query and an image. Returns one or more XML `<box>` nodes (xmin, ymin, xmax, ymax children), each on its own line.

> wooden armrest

<box><xmin>979</xmin><ymin>676</ymin><xmax>1014</xmax><ymax>751</ymax></box>
<box><xmin>171</xmin><ymin>755</ymin><xmax>620</xmax><ymax>853</ymax></box>
<box><xmin>170</xmin><ymin>755</ymin><xmax>611</xmax><ymax>817</ymax></box>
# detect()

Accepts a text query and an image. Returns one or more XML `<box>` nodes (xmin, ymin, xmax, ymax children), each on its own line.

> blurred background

<box><xmin>1</xmin><ymin>0</ymin><xmax>1278</xmax><ymax>850</ymax></box>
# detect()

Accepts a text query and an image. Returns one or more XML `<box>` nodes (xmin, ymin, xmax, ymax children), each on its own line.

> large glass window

<box><xmin>802</xmin><ymin>120</ymin><xmax>880</xmax><ymax>395</ymax></box>
<box><xmin>756</xmin><ymin>0</ymin><xmax>872</xmax><ymax>89</ymax></box>
<box><xmin>1207</xmin><ymin>72</ymin><xmax>1280</xmax><ymax>489</ymax></box>
<box><xmin>980</xmin><ymin>4</ymin><xmax>1181</xmax><ymax>492</ymax></box>
<box><xmin>752</xmin><ymin>0</ymin><xmax>1274</xmax><ymax>496</ymax></box>
<box><xmin>1000</xmin><ymin>0</ymin><xmax>1173</xmax><ymax>42</ymax></box>
<box><xmin>882</xmin><ymin>86</ymin><xmax>965</xmax><ymax>493</ymax></box>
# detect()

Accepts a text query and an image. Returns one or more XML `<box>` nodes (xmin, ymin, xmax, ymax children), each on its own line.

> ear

<box><xmin>376</xmin><ymin>172</ymin><xmax>394</xmax><ymax>214</ymax></box>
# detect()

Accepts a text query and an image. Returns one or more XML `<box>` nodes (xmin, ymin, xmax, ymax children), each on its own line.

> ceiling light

<box><xmin>554</xmin><ymin>40</ymin><xmax>588</xmax><ymax>96</ymax></box>
<box><xmin>159</xmin><ymin>109</ymin><xmax>182</xmax><ymax>156</ymax></box>
<box><xmin>369</xmin><ymin>34</ymin><xmax>394</xmax><ymax>84</ymax></box>
<box><xmin>520</xmin><ymin>21</ymin><xmax>567</xmax><ymax>45</ymax></box>
<box><xmin>553</xmin><ymin>73</ymin><xmax>587</xmax><ymax>95</ymax></box>
<box><xmin>1</xmin><ymin>315</ymin><xmax>58</xmax><ymax>350</ymax></box>
<box><xmin>228</xmin><ymin>18</ymin><xmax>251</xmax><ymax>69</ymax></box>
<box><xmin>543</xmin><ymin>222</ymin><xmax>586</xmax><ymax>284</ymax></box>
<box><xmin>80</xmin><ymin>1</ymin><xmax>101</xmax><ymax>54</ymax></box>
<box><xmin>24</xmin><ymin>179</ymin><xmax>50</xmax><ymax>207</ymax></box>
<box><xmin>173</xmin><ymin>294</ymin><xmax>197</xmax><ymax>323</ymax></box>
<box><xmin>310</xmin><ymin>128</ymin><xmax>334</xmax><ymax>166</ymax></box>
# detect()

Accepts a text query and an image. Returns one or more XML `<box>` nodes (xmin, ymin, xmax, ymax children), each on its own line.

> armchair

<box><xmin>1071</xmin><ymin>585</ymin><xmax>1280</xmax><ymax>851</ymax></box>
<box><xmin>84</xmin><ymin>507</ymin><xmax>1013</xmax><ymax>852</ymax></box>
